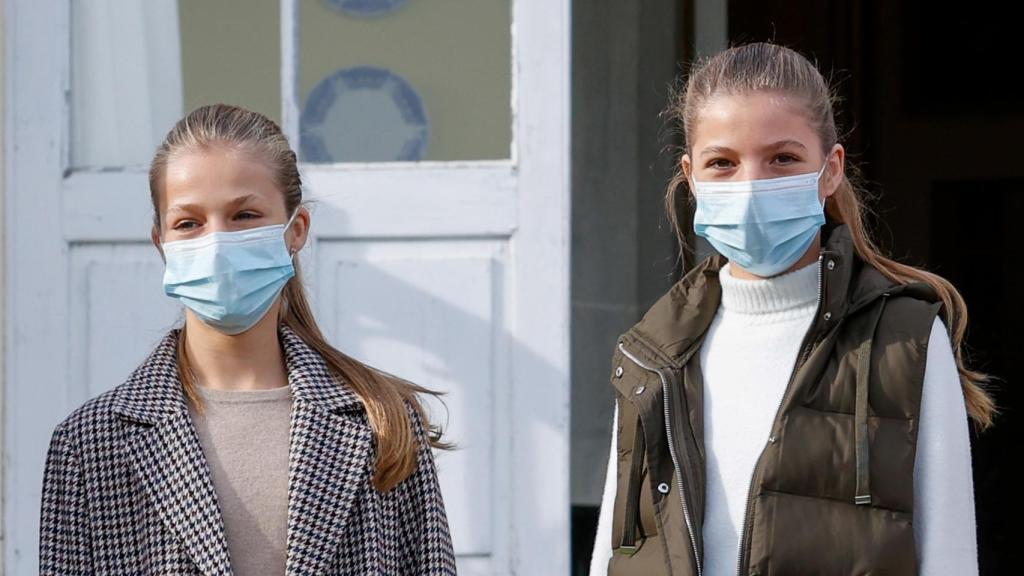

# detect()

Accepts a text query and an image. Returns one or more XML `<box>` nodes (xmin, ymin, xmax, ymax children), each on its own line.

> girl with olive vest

<box><xmin>590</xmin><ymin>42</ymin><xmax>996</xmax><ymax>576</ymax></box>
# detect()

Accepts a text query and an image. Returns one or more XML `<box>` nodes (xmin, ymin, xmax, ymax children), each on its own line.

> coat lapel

<box><xmin>112</xmin><ymin>330</ymin><xmax>233</xmax><ymax>576</ymax></box>
<box><xmin>279</xmin><ymin>325</ymin><xmax>373</xmax><ymax>575</ymax></box>
<box><xmin>111</xmin><ymin>325</ymin><xmax>373</xmax><ymax>576</ymax></box>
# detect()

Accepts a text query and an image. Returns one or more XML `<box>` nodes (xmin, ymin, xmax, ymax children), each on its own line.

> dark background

<box><xmin>571</xmin><ymin>1</ymin><xmax>1020</xmax><ymax>574</ymax></box>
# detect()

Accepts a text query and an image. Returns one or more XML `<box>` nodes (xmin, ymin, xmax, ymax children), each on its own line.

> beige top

<box><xmin>187</xmin><ymin>383</ymin><xmax>293</xmax><ymax>575</ymax></box>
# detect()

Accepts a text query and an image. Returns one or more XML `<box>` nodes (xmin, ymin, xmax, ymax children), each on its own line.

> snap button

<box><xmin>823</xmin><ymin>311</ymin><xmax>832</xmax><ymax>321</ymax></box>
<box><xmin>657</xmin><ymin>482</ymin><xmax>670</xmax><ymax>494</ymax></box>
<box><xmin>767</xmin><ymin>435</ymin><xmax>777</xmax><ymax>444</ymax></box>
<box><xmin>634</xmin><ymin>385</ymin><xmax>646</xmax><ymax>395</ymax></box>
<box><xmin>615</xmin><ymin>366</ymin><xmax>624</xmax><ymax>378</ymax></box>
<box><xmin>827</xmin><ymin>259</ymin><xmax>835</xmax><ymax>270</ymax></box>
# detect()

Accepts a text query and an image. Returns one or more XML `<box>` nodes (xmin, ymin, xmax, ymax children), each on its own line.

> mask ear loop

<box><xmin>817</xmin><ymin>161</ymin><xmax>830</xmax><ymax>210</ymax></box>
<box><xmin>284</xmin><ymin>208</ymin><xmax>300</xmax><ymax>257</ymax></box>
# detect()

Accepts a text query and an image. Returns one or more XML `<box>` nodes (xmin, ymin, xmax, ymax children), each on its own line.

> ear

<box><xmin>151</xmin><ymin>225</ymin><xmax>165</xmax><ymax>263</ymax></box>
<box><xmin>824</xmin><ymin>143</ymin><xmax>845</xmax><ymax>199</ymax></box>
<box><xmin>286</xmin><ymin>206</ymin><xmax>311</xmax><ymax>256</ymax></box>
<box><xmin>681</xmin><ymin>153</ymin><xmax>693</xmax><ymax>187</ymax></box>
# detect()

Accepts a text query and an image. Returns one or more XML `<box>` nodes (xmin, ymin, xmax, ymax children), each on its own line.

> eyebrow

<box><xmin>699</xmin><ymin>140</ymin><xmax>808</xmax><ymax>158</ymax></box>
<box><xmin>166</xmin><ymin>193</ymin><xmax>262</xmax><ymax>215</ymax></box>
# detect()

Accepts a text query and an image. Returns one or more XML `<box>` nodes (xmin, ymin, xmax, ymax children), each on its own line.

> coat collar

<box><xmin>112</xmin><ymin>322</ymin><xmax>372</xmax><ymax>576</ymax></box>
<box><xmin>112</xmin><ymin>323</ymin><xmax>363</xmax><ymax>425</ymax></box>
<box><xmin>621</xmin><ymin>220</ymin><xmax>938</xmax><ymax>367</ymax></box>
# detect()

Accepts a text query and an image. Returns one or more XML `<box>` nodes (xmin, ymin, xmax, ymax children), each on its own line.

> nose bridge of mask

<box><xmin>161</xmin><ymin>213</ymin><xmax>299</xmax><ymax>286</ymax></box>
<box><xmin>692</xmin><ymin>162</ymin><xmax>828</xmax><ymax>220</ymax></box>
<box><xmin>692</xmin><ymin>162</ymin><xmax>827</xmax><ymax>194</ymax></box>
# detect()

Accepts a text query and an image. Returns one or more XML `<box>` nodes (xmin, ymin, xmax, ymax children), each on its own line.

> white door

<box><xmin>4</xmin><ymin>1</ymin><xmax>570</xmax><ymax>574</ymax></box>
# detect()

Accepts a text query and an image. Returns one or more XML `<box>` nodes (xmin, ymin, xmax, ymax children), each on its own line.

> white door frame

<box><xmin>4</xmin><ymin>0</ymin><xmax>570</xmax><ymax>573</ymax></box>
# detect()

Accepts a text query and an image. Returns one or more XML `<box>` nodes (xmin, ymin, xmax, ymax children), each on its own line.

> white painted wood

<box><xmin>315</xmin><ymin>238</ymin><xmax>507</xmax><ymax>559</ymax></box>
<box><xmin>508</xmin><ymin>0</ymin><xmax>572</xmax><ymax>573</ymax></box>
<box><xmin>5</xmin><ymin>0</ymin><xmax>570</xmax><ymax>573</ymax></box>
<box><xmin>5</xmin><ymin>0</ymin><xmax>75</xmax><ymax>572</ymax></box>
<box><xmin>68</xmin><ymin>244</ymin><xmax>183</xmax><ymax>406</ymax></box>
<box><xmin>61</xmin><ymin>165</ymin><xmax>519</xmax><ymax>241</ymax></box>
<box><xmin>280</xmin><ymin>0</ymin><xmax>300</xmax><ymax>147</ymax></box>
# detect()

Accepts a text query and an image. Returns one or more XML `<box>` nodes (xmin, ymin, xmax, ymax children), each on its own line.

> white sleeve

<box><xmin>914</xmin><ymin>316</ymin><xmax>979</xmax><ymax>576</ymax></box>
<box><xmin>589</xmin><ymin>402</ymin><xmax>619</xmax><ymax>576</ymax></box>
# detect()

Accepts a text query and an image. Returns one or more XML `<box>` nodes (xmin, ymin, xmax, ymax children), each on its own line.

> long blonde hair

<box><xmin>664</xmin><ymin>42</ymin><xmax>998</xmax><ymax>431</ymax></box>
<box><xmin>149</xmin><ymin>104</ymin><xmax>449</xmax><ymax>491</ymax></box>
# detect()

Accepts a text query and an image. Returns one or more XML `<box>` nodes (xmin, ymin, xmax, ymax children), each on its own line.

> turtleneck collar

<box><xmin>718</xmin><ymin>258</ymin><xmax>820</xmax><ymax>319</ymax></box>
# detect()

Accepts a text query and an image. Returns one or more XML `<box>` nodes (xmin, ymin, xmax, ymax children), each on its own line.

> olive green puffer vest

<box><xmin>607</xmin><ymin>221</ymin><xmax>945</xmax><ymax>576</ymax></box>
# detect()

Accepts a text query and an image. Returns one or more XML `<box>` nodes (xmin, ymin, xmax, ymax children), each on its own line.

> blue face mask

<box><xmin>161</xmin><ymin>210</ymin><xmax>299</xmax><ymax>335</ymax></box>
<box><xmin>692</xmin><ymin>163</ymin><xmax>828</xmax><ymax>277</ymax></box>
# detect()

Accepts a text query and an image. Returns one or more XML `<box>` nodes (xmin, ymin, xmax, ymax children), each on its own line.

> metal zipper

<box><xmin>734</xmin><ymin>252</ymin><xmax>825</xmax><ymax>576</ymax></box>
<box><xmin>618</xmin><ymin>341</ymin><xmax>703</xmax><ymax>576</ymax></box>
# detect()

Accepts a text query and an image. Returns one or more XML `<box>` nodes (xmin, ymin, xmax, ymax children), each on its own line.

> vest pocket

<box><xmin>756</xmin><ymin>404</ymin><xmax>919</xmax><ymax>574</ymax></box>
<box><xmin>752</xmin><ymin>490</ymin><xmax>915</xmax><ymax>575</ymax></box>
<box><xmin>771</xmin><ymin>405</ymin><xmax>916</xmax><ymax>512</ymax></box>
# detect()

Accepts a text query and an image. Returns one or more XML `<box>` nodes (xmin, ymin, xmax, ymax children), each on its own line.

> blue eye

<box><xmin>173</xmin><ymin>220</ymin><xmax>198</xmax><ymax>231</ymax></box>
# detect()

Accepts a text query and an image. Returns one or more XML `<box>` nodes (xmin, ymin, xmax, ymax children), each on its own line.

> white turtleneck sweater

<box><xmin>590</xmin><ymin>258</ymin><xmax>978</xmax><ymax>575</ymax></box>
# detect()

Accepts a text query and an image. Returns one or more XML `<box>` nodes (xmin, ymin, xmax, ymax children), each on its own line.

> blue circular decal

<box><xmin>325</xmin><ymin>0</ymin><xmax>410</xmax><ymax>18</ymax></box>
<box><xmin>300</xmin><ymin>66</ymin><xmax>430</xmax><ymax>163</ymax></box>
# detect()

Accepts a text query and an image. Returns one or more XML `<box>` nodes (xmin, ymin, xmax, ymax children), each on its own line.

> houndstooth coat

<box><xmin>39</xmin><ymin>324</ymin><xmax>457</xmax><ymax>575</ymax></box>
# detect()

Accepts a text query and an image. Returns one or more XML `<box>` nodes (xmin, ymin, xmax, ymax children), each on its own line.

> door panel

<box><xmin>5</xmin><ymin>0</ymin><xmax>569</xmax><ymax>574</ymax></box>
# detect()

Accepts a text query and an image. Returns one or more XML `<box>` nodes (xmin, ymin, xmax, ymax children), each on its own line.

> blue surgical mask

<box><xmin>161</xmin><ymin>210</ymin><xmax>299</xmax><ymax>335</ymax></box>
<box><xmin>692</xmin><ymin>163</ymin><xmax>828</xmax><ymax>277</ymax></box>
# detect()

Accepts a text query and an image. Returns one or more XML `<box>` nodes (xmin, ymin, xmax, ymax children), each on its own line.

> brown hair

<box><xmin>664</xmin><ymin>42</ymin><xmax>997</xmax><ymax>431</ymax></box>
<box><xmin>149</xmin><ymin>103</ymin><xmax>450</xmax><ymax>491</ymax></box>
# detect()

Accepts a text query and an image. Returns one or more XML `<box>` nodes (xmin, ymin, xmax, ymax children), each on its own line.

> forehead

<box><xmin>692</xmin><ymin>91</ymin><xmax>821</xmax><ymax>152</ymax></box>
<box><xmin>162</xmin><ymin>146</ymin><xmax>280</xmax><ymax>207</ymax></box>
